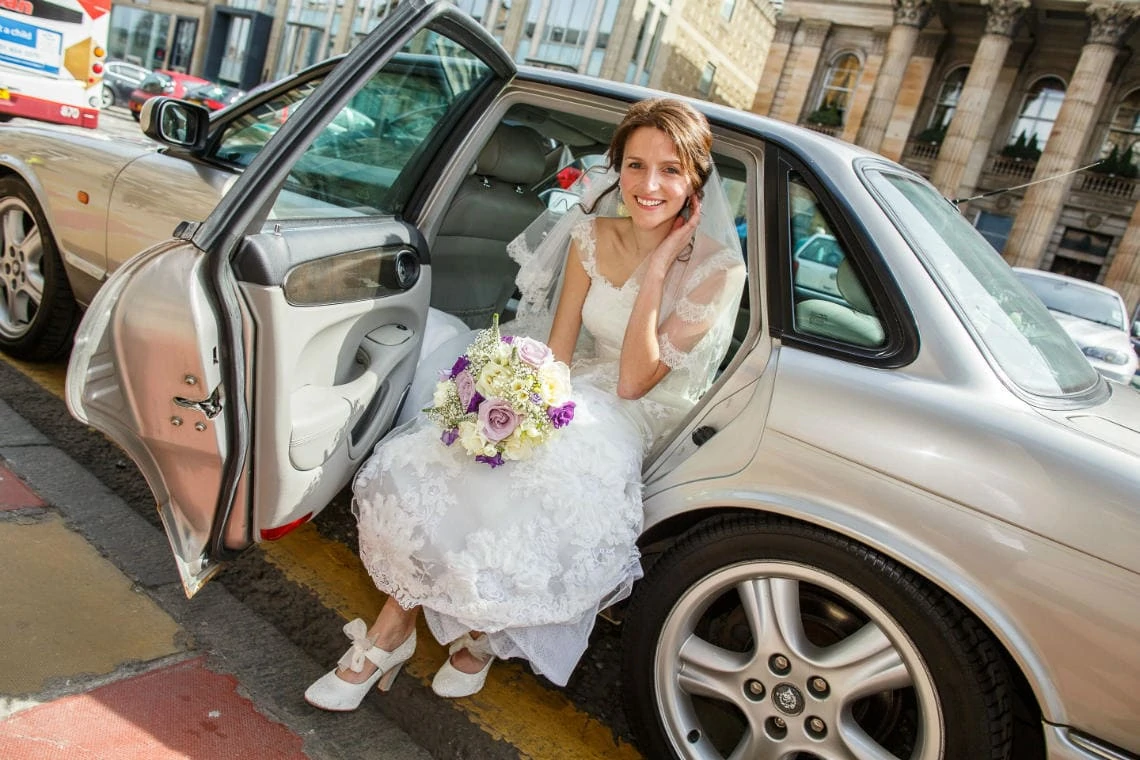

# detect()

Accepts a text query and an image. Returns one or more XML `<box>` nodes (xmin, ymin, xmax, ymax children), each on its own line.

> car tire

<box><xmin>622</xmin><ymin>515</ymin><xmax>1013</xmax><ymax>759</ymax></box>
<box><xmin>101</xmin><ymin>85</ymin><xmax>115</xmax><ymax>109</ymax></box>
<box><xmin>0</xmin><ymin>177</ymin><xmax>81</xmax><ymax>360</ymax></box>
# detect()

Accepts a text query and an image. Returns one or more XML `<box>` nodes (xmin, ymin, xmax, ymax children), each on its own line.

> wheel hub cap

<box><xmin>771</xmin><ymin>683</ymin><xmax>804</xmax><ymax>716</ymax></box>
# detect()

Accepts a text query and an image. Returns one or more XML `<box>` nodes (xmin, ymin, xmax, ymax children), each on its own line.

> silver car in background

<box><xmin>1014</xmin><ymin>267</ymin><xmax>1140</xmax><ymax>385</ymax></box>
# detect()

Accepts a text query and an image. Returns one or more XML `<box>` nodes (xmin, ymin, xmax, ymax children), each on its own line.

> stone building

<box><xmin>103</xmin><ymin>0</ymin><xmax>776</xmax><ymax>114</ymax></box>
<box><xmin>753</xmin><ymin>0</ymin><xmax>1140</xmax><ymax>316</ymax></box>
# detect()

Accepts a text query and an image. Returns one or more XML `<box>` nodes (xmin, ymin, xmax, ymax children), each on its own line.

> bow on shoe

<box><xmin>338</xmin><ymin>618</ymin><xmax>377</xmax><ymax>673</ymax></box>
<box><xmin>449</xmin><ymin>632</ymin><xmax>494</xmax><ymax>661</ymax></box>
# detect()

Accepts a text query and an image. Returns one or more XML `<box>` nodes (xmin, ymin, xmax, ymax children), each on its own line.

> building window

<box><xmin>807</xmin><ymin>52</ymin><xmax>860</xmax><ymax>127</ymax></box>
<box><xmin>919</xmin><ymin>65</ymin><xmax>968</xmax><ymax>142</ymax></box>
<box><xmin>1005</xmin><ymin>76</ymin><xmax>1066</xmax><ymax>161</ymax></box>
<box><xmin>973</xmin><ymin>211</ymin><xmax>1013</xmax><ymax>254</ymax></box>
<box><xmin>720</xmin><ymin>0</ymin><xmax>736</xmax><ymax>21</ymax></box>
<box><xmin>626</xmin><ymin>4</ymin><xmax>666</xmax><ymax>87</ymax></box>
<box><xmin>1096</xmin><ymin>89</ymin><xmax>1140</xmax><ymax>177</ymax></box>
<box><xmin>517</xmin><ymin>0</ymin><xmax>618</xmax><ymax>74</ymax></box>
<box><xmin>698</xmin><ymin>62</ymin><xmax>716</xmax><ymax>97</ymax></box>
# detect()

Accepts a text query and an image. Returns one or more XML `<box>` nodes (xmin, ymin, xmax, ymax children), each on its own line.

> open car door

<box><xmin>66</xmin><ymin>0</ymin><xmax>516</xmax><ymax>597</ymax></box>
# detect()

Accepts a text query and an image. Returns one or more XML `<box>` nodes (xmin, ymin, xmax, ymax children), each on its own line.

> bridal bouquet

<box><xmin>424</xmin><ymin>316</ymin><xmax>575</xmax><ymax>468</ymax></box>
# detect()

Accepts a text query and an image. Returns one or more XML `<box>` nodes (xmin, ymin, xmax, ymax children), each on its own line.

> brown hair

<box><xmin>608</xmin><ymin>97</ymin><xmax>713</xmax><ymax>195</ymax></box>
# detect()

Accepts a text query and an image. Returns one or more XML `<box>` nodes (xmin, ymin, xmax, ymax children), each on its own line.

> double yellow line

<box><xmin>4</xmin><ymin>355</ymin><xmax>642</xmax><ymax>760</ymax></box>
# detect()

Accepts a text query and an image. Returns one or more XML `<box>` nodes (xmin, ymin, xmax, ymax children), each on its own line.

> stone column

<box><xmin>752</xmin><ymin>17</ymin><xmax>799</xmax><ymax>116</ymax></box>
<box><xmin>499</xmin><ymin>0</ymin><xmax>530</xmax><ymax>57</ymax></box>
<box><xmin>1107</xmin><ymin>203</ymin><xmax>1140</xmax><ymax>315</ymax></box>
<box><xmin>856</xmin><ymin>0</ymin><xmax>934</xmax><ymax>153</ymax></box>
<box><xmin>931</xmin><ymin>0</ymin><xmax>1029</xmax><ymax>200</ymax></box>
<box><xmin>879</xmin><ymin>30</ymin><xmax>942</xmax><ymax>161</ymax></box>
<box><xmin>773</xmin><ymin>19</ymin><xmax>832</xmax><ymax>124</ymax></box>
<box><xmin>1004</xmin><ymin>2</ymin><xmax>1139</xmax><ymax>269</ymax></box>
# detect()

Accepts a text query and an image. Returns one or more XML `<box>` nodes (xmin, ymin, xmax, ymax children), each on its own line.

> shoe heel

<box><xmin>376</xmin><ymin>663</ymin><xmax>404</xmax><ymax>692</ymax></box>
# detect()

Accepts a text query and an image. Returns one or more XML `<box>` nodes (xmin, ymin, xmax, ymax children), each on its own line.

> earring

<box><xmin>616</xmin><ymin>195</ymin><xmax>629</xmax><ymax>217</ymax></box>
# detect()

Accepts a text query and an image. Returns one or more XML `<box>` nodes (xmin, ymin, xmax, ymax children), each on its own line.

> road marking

<box><xmin>4</xmin><ymin>355</ymin><xmax>643</xmax><ymax>760</ymax></box>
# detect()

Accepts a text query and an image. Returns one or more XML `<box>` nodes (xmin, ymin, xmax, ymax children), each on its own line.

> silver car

<box><xmin>30</xmin><ymin>2</ymin><xmax>1140</xmax><ymax>758</ymax></box>
<box><xmin>1014</xmin><ymin>267</ymin><xmax>1140</xmax><ymax>386</ymax></box>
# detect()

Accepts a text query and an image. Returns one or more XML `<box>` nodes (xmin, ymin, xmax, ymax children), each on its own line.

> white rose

<box><xmin>432</xmin><ymin>380</ymin><xmax>452</xmax><ymax>408</ymax></box>
<box><xmin>501</xmin><ymin>428</ymin><xmax>535</xmax><ymax>460</ymax></box>
<box><xmin>476</xmin><ymin>362</ymin><xmax>509</xmax><ymax>397</ymax></box>
<box><xmin>537</xmin><ymin>361</ymin><xmax>572</xmax><ymax>405</ymax></box>
<box><xmin>457</xmin><ymin>419</ymin><xmax>487</xmax><ymax>456</ymax></box>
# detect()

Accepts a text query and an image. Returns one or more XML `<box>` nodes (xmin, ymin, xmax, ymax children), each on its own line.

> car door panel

<box><xmin>67</xmin><ymin>0</ymin><xmax>516</xmax><ymax>597</ymax></box>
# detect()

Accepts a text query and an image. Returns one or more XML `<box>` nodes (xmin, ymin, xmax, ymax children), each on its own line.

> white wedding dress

<box><xmin>353</xmin><ymin>218</ymin><xmax>742</xmax><ymax>686</ymax></box>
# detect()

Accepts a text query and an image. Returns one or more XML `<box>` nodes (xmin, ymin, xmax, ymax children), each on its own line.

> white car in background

<box><xmin>1014</xmin><ymin>267</ymin><xmax>1139</xmax><ymax>385</ymax></box>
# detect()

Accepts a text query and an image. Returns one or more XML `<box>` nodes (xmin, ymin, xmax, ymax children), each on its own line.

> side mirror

<box><xmin>140</xmin><ymin>97</ymin><xmax>211</xmax><ymax>152</ymax></box>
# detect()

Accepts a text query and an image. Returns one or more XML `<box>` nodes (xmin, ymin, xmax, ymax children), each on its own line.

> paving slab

<box><xmin>0</xmin><ymin>658</ymin><xmax>308</xmax><ymax>759</ymax></box>
<box><xmin>0</xmin><ymin>512</ymin><xmax>182</xmax><ymax>696</ymax></box>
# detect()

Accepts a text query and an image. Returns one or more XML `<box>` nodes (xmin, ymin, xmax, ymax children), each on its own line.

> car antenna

<box><xmin>951</xmin><ymin>159</ymin><xmax>1105</xmax><ymax>206</ymax></box>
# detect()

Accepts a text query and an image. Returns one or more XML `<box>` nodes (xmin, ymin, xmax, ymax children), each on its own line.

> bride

<box><xmin>305</xmin><ymin>97</ymin><xmax>746</xmax><ymax>709</ymax></box>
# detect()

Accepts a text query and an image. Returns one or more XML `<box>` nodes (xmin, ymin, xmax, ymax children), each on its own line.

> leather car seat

<box><xmin>430</xmin><ymin>123</ymin><xmax>548</xmax><ymax>328</ymax></box>
<box><xmin>794</xmin><ymin>258</ymin><xmax>885</xmax><ymax>347</ymax></box>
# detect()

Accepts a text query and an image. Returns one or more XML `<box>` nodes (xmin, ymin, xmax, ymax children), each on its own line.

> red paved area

<box><xmin>0</xmin><ymin>658</ymin><xmax>308</xmax><ymax>759</ymax></box>
<box><xmin>0</xmin><ymin>463</ymin><xmax>43</xmax><ymax>511</ymax></box>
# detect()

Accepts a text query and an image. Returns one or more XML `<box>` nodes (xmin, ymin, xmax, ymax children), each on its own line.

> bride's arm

<box><xmin>617</xmin><ymin>202</ymin><xmax>702</xmax><ymax>399</ymax></box>
<box><xmin>547</xmin><ymin>240</ymin><xmax>590</xmax><ymax>365</ymax></box>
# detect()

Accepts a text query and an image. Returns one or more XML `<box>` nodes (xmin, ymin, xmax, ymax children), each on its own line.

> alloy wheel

<box><xmin>0</xmin><ymin>195</ymin><xmax>45</xmax><ymax>341</ymax></box>
<box><xmin>654</xmin><ymin>560</ymin><xmax>942</xmax><ymax>759</ymax></box>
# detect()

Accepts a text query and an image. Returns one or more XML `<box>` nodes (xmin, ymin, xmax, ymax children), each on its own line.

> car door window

<box><xmin>265</xmin><ymin>29</ymin><xmax>492</xmax><ymax>220</ymax></box>
<box><xmin>215</xmin><ymin>79</ymin><xmax>324</xmax><ymax>168</ymax></box>
<box><xmin>789</xmin><ymin>172</ymin><xmax>886</xmax><ymax>348</ymax></box>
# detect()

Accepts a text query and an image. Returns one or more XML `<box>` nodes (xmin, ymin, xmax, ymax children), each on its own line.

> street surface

<box><xmin>0</xmin><ymin>106</ymin><xmax>640</xmax><ymax>760</ymax></box>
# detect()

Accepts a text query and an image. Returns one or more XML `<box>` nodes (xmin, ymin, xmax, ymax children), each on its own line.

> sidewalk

<box><xmin>0</xmin><ymin>399</ymin><xmax>431</xmax><ymax>760</ymax></box>
<box><xmin>0</xmin><ymin>460</ymin><xmax>311</xmax><ymax>759</ymax></box>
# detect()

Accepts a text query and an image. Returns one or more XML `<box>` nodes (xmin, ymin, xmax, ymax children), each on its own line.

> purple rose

<box><xmin>478</xmin><ymin>398</ymin><xmax>519</xmax><ymax>442</ymax></box>
<box><xmin>455</xmin><ymin>370</ymin><xmax>478</xmax><ymax>413</ymax></box>
<box><xmin>515</xmin><ymin>336</ymin><xmax>553</xmax><ymax>367</ymax></box>
<box><xmin>449</xmin><ymin>355</ymin><xmax>470</xmax><ymax>379</ymax></box>
<box><xmin>441</xmin><ymin>428</ymin><xmax>458</xmax><ymax>446</ymax></box>
<box><xmin>476</xmin><ymin>452</ymin><xmax>505</xmax><ymax>468</ymax></box>
<box><xmin>547</xmin><ymin>401</ymin><xmax>576</xmax><ymax>429</ymax></box>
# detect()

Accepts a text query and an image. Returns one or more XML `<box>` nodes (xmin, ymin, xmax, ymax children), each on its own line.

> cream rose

<box><xmin>537</xmin><ymin>361</ymin><xmax>572</xmax><ymax>405</ymax></box>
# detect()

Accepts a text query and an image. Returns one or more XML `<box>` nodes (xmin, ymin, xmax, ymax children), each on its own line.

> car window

<box><xmin>866</xmin><ymin>169</ymin><xmax>1099</xmax><ymax>396</ymax></box>
<box><xmin>140</xmin><ymin>73</ymin><xmax>170</xmax><ymax>94</ymax></box>
<box><xmin>214</xmin><ymin>78</ymin><xmax>324</xmax><ymax>168</ymax></box>
<box><xmin>1015</xmin><ymin>271</ymin><xmax>1127</xmax><ymax>330</ymax></box>
<box><xmin>789</xmin><ymin>173</ymin><xmax>885</xmax><ymax>348</ymax></box>
<box><xmin>264</xmin><ymin>29</ymin><xmax>493</xmax><ymax>220</ymax></box>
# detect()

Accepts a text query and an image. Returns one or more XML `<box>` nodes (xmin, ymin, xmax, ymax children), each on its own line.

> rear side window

<box><xmin>789</xmin><ymin>173</ymin><xmax>885</xmax><ymax>348</ymax></box>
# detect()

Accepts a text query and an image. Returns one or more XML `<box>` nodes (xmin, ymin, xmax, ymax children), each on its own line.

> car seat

<box><xmin>430</xmin><ymin>123</ymin><xmax>548</xmax><ymax>328</ymax></box>
<box><xmin>793</xmin><ymin>258</ymin><xmax>885</xmax><ymax>347</ymax></box>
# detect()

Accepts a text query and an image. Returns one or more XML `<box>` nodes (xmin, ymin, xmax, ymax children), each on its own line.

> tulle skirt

<box><xmin>352</xmin><ymin>378</ymin><xmax>647</xmax><ymax>686</ymax></box>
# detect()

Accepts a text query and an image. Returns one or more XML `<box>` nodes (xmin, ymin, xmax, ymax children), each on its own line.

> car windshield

<box><xmin>1014</xmin><ymin>271</ymin><xmax>1127</xmax><ymax>330</ymax></box>
<box><xmin>865</xmin><ymin>168</ymin><xmax>1100</xmax><ymax>396</ymax></box>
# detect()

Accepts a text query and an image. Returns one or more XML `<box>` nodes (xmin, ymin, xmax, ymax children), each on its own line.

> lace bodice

<box><xmin>567</xmin><ymin>218</ymin><xmax>744</xmax><ymax>443</ymax></box>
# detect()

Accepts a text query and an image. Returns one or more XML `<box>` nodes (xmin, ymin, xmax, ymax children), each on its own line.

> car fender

<box><xmin>640</xmin><ymin>439</ymin><xmax>1140</xmax><ymax>750</ymax></box>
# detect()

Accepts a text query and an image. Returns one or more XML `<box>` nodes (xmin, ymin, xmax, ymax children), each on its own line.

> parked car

<box><xmin>4</xmin><ymin>3</ymin><xmax>1140</xmax><ymax>758</ymax></box>
<box><xmin>1014</xmin><ymin>267</ymin><xmax>1139</xmax><ymax>385</ymax></box>
<box><xmin>101</xmin><ymin>60</ymin><xmax>152</xmax><ymax>109</ymax></box>
<box><xmin>182</xmin><ymin>82</ymin><xmax>246</xmax><ymax>112</ymax></box>
<box><xmin>127</xmin><ymin>70</ymin><xmax>210</xmax><ymax>120</ymax></box>
<box><xmin>792</xmin><ymin>231</ymin><xmax>843</xmax><ymax>297</ymax></box>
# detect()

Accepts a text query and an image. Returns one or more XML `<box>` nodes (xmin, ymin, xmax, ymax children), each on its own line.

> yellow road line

<box><xmin>5</xmin><ymin>355</ymin><xmax>643</xmax><ymax>760</ymax></box>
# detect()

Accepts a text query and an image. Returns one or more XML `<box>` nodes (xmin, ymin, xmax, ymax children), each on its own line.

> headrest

<box><xmin>837</xmin><ymin>258</ymin><xmax>875</xmax><ymax>315</ymax></box>
<box><xmin>475</xmin><ymin>124</ymin><xmax>546</xmax><ymax>186</ymax></box>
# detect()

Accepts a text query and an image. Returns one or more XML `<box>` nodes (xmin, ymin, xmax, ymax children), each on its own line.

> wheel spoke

<box><xmin>677</xmin><ymin>633</ymin><xmax>751</xmax><ymax>704</ymax></box>
<box><xmin>727</xmin><ymin>728</ymin><xmax>788</xmax><ymax>760</ymax></box>
<box><xmin>736</xmin><ymin>577</ymin><xmax>812</xmax><ymax>656</ymax></box>
<box><xmin>1</xmin><ymin>206</ymin><xmax>27</xmax><ymax>248</ymax></box>
<box><xmin>819</xmin><ymin>622</ymin><xmax>912</xmax><ymax>701</ymax></box>
<box><xmin>834</xmin><ymin>713</ymin><xmax>906</xmax><ymax>760</ymax></box>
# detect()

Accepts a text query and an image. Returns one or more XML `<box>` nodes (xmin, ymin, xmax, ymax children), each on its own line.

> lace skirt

<box><xmin>353</xmin><ymin>379</ymin><xmax>647</xmax><ymax>686</ymax></box>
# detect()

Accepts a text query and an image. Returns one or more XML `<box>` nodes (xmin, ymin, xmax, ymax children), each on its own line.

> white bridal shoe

<box><xmin>305</xmin><ymin>618</ymin><xmax>417</xmax><ymax>711</ymax></box>
<box><xmin>431</xmin><ymin>633</ymin><xmax>495</xmax><ymax>698</ymax></box>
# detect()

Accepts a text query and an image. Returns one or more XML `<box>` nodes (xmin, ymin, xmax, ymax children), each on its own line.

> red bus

<box><xmin>0</xmin><ymin>0</ymin><xmax>110</xmax><ymax>128</ymax></box>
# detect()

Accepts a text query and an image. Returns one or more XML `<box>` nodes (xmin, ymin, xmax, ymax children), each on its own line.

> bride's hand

<box><xmin>650</xmin><ymin>194</ymin><xmax>701</xmax><ymax>270</ymax></box>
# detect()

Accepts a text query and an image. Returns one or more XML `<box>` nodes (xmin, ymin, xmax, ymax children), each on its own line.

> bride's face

<box><xmin>619</xmin><ymin>126</ymin><xmax>694</xmax><ymax>230</ymax></box>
